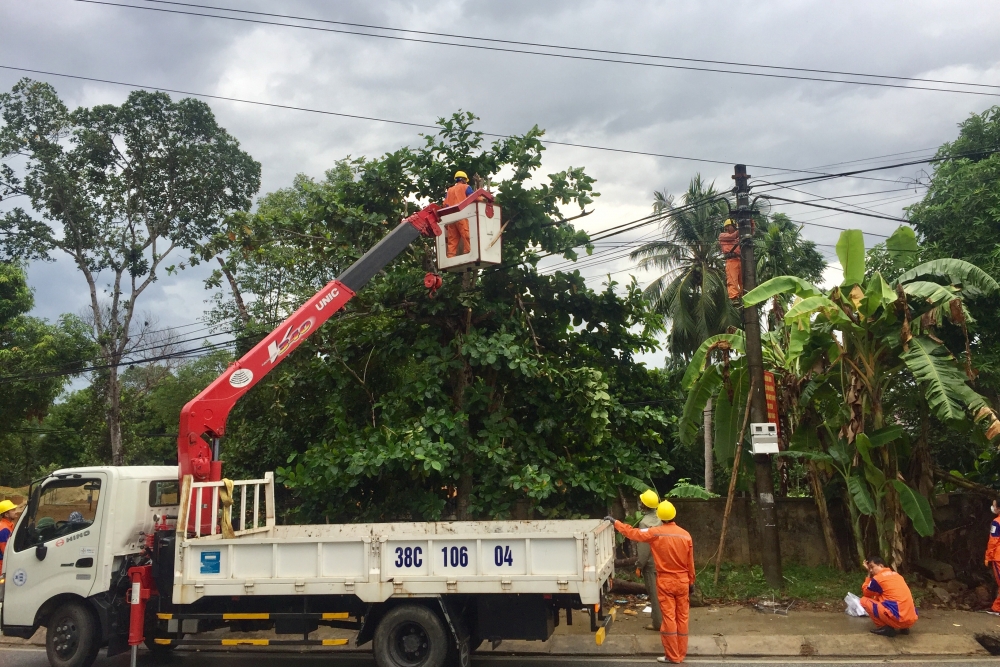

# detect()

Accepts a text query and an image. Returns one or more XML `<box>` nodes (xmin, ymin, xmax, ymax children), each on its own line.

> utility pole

<box><xmin>733</xmin><ymin>163</ymin><xmax>783</xmax><ymax>589</ymax></box>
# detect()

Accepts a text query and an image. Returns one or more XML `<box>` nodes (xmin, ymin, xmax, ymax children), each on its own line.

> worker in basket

<box><xmin>636</xmin><ymin>489</ymin><xmax>663</xmax><ymax>632</ymax></box>
<box><xmin>608</xmin><ymin>500</ymin><xmax>695</xmax><ymax>663</ymax></box>
<box><xmin>444</xmin><ymin>170</ymin><xmax>474</xmax><ymax>257</ymax></box>
<box><xmin>860</xmin><ymin>554</ymin><xmax>918</xmax><ymax>636</ymax></box>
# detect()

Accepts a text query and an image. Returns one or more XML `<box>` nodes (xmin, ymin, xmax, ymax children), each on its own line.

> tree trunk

<box><xmin>703</xmin><ymin>397</ymin><xmax>714</xmax><ymax>493</ymax></box>
<box><xmin>108</xmin><ymin>362</ymin><xmax>124</xmax><ymax>466</ymax></box>
<box><xmin>808</xmin><ymin>461</ymin><xmax>843</xmax><ymax>570</ymax></box>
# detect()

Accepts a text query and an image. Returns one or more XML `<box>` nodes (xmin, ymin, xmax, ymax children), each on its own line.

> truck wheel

<box><xmin>45</xmin><ymin>601</ymin><xmax>100</xmax><ymax>667</ymax></box>
<box><xmin>374</xmin><ymin>604</ymin><xmax>449</xmax><ymax>667</ymax></box>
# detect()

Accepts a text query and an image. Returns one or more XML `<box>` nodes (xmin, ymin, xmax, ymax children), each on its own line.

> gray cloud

<box><xmin>2</xmin><ymin>0</ymin><xmax>999</xmax><ymax>371</ymax></box>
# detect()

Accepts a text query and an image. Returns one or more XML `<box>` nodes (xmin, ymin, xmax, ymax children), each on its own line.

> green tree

<box><xmin>208</xmin><ymin>113</ymin><xmax>676</xmax><ymax>522</ymax></box>
<box><xmin>0</xmin><ymin>79</ymin><xmax>260</xmax><ymax>465</ymax></box>
<box><xmin>0</xmin><ymin>262</ymin><xmax>93</xmax><ymax>485</ymax></box>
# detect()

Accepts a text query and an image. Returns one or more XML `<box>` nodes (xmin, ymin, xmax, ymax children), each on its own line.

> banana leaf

<box><xmin>849</xmin><ymin>474</ymin><xmax>876</xmax><ymax>516</ymax></box>
<box><xmin>681</xmin><ymin>332</ymin><xmax>746</xmax><ymax>390</ymax></box>
<box><xmin>898</xmin><ymin>258</ymin><xmax>999</xmax><ymax>297</ymax></box>
<box><xmin>892</xmin><ymin>480</ymin><xmax>934</xmax><ymax>537</ymax></box>
<box><xmin>680</xmin><ymin>364</ymin><xmax>723</xmax><ymax>446</ymax></box>
<box><xmin>836</xmin><ymin>229</ymin><xmax>866</xmax><ymax>286</ymax></box>
<box><xmin>743</xmin><ymin>275</ymin><xmax>823</xmax><ymax>307</ymax></box>
<box><xmin>901</xmin><ymin>336</ymin><xmax>979</xmax><ymax>422</ymax></box>
<box><xmin>713</xmin><ymin>364</ymin><xmax>749</xmax><ymax>465</ymax></box>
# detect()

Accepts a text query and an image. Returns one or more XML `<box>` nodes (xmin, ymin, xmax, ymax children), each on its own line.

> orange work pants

<box><xmin>725</xmin><ymin>258</ymin><xmax>742</xmax><ymax>299</ymax></box>
<box><xmin>991</xmin><ymin>562</ymin><xmax>1000</xmax><ymax>613</ymax></box>
<box><xmin>859</xmin><ymin>597</ymin><xmax>914</xmax><ymax>630</ymax></box>
<box><xmin>657</xmin><ymin>576</ymin><xmax>690</xmax><ymax>663</ymax></box>
<box><xmin>446</xmin><ymin>218</ymin><xmax>470</xmax><ymax>257</ymax></box>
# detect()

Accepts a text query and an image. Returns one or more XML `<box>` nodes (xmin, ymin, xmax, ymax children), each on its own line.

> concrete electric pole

<box><xmin>733</xmin><ymin>163</ymin><xmax>783</xmax><ymax>589</ymax></box>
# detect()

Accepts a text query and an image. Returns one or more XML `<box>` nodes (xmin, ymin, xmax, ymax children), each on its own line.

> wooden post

<box><xmin>714</xmin><ymin>382</ymin><xmax>754</xmax><ymax>584</ymax></box>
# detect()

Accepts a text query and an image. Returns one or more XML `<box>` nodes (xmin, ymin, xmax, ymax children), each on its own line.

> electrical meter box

<box><xmin>435</xmin><ymin>193</ymin><xmax>502</xmax><ymax>272</ymax></box>
<box><xmin>750</xmin><ymin>422</ymin><xmax>779</xmax><ymax>455</ymax></box>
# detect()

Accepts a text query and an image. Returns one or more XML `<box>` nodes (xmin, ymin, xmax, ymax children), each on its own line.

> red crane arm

<box><xmin>177</xmin><ymin>203</ymin><xmax>445</xmax><ymax>482</ymax></box>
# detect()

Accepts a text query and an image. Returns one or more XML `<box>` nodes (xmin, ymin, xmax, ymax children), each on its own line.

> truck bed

<box><xmin>173</xmin><ymin>476</ymin><xmax>616</xmax><ymax>605</ymax></box>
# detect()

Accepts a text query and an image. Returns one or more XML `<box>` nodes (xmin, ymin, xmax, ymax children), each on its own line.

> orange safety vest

<box><xmin>987</xmin><ymin>518</ymin><xmax>1000</xmax><ymax>563</ymax></box>
<box><xmin>862</xmin><ymin>569</ymin><xmax>918</xmax><ymax>626</ymax></box>
<box><xmin>445</xmin><ymin>182</ymin><xmax>473</xmax><ymax>207</ymax></box>
<box><xmin>614</xmin><ymin>520</ymin><xmax>696</xmax><ymax>584</ymax></box>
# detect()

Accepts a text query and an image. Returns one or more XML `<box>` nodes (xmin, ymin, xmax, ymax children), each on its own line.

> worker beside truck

<box><xmin>0</xmin><ymin>499</ymin><xmax>18</xmax><ymax>563</ymax></box>
<box><xmin>610</xmin><ymin>501</ymin><xmax>695</xmax><ymax>664</ymax></box>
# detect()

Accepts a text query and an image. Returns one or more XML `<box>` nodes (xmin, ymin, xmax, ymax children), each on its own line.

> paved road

<box><xmin>4</xmin><ymin>648</ymin><xmax>1000</xmax><ymax>667</ymax></box>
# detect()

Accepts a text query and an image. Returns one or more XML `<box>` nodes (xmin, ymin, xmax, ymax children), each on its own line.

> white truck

<box><xmin>0</xmin><ymin>194</ymin><xmax>619</xmax><ymax>667</ymax></box>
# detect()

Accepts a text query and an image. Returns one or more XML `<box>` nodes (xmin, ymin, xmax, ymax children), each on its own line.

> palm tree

<box><xmin>754</xmin><ymin>212</ymin><xmax>826</xmax><ymax>284</ymax></box>
<box><xmin>631</xmin><ymin>175</ymin><xmax>739</xmax><ymax>358</ymax></box>
<box><xmin>631</xmin><ymin>175</ymin><xmax>738</xmax><ymax>493</ymax></box>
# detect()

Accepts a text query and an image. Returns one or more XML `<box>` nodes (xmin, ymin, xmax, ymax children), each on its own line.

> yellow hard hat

<box><xmin>723</xmin><ymin>218</ymin><xmax>736</xmax><ymax>228</ymax></box>
<box><xmin>0</xmin><ymin>499</ymin><xmax>17</xmax><ymax>515</ymax></box>
<box><xmin>656</xmin><ymin>500</ymin><xmax>676</xmax><ymax>522</ymax></box>
<box><xmin>454</xmin><ymin>170</ymin><xmax>468</xmax><ymax>180</ymax></box>
<box><xmin>640</xmin><ymin>489</ymin><xmax>659</xmax><ymax>509</ymax></box>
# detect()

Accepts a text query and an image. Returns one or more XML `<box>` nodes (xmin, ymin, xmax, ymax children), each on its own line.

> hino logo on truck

<box><xmin>265</xmin><ymin>319</ymin><xmax>314</xmax><ymax>365</ymax></box>
<box><xmin>315</xmin><ymin>286</ymin><xmax>340</xmax><ymax>311</ymax></box>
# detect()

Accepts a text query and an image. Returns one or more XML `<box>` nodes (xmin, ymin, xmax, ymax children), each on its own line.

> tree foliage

<box><xmin>0</xmin><ymin>78</ymin><xmax>260</xmax><ymax>465</ymax></box>
<box><xmin>206</xmin><ymin>112</ymin><xmax>677</xmax><ymax>522</ymax></box>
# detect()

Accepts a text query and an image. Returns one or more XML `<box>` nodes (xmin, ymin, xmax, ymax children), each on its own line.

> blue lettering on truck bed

<box><xmin>200</xmin><ymin>551</ymin><xmax>221</xmax><ymax>574</ymax></box>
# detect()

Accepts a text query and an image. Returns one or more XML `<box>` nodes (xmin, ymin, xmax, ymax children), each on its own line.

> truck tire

<box><xmin>45</xmin><ymin>601</ymin><xmax>100</xmax><ymax>667</ymax></box>
<box><xmin>373</xmin><ymin>604</ymin><xmax>449</xmax><ymax>667</ymax></box>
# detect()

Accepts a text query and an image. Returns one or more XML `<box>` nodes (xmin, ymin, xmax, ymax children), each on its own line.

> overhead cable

<box><xmin>71</xmin><ymin>0</ymin><xmax>1000</xmax><ymax>98</ymax></box>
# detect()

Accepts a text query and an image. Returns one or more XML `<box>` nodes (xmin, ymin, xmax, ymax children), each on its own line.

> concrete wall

<box><xmin>669</xmin><ymin>496</ymin><xmax>849</xmax><ymax>568</ymax></box>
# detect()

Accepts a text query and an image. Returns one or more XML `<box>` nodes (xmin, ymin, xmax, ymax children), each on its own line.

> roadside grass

<box><xmin>695</xmin><ymin>563</ymin><xmax>863</xmax><ymax>603</ymax></box>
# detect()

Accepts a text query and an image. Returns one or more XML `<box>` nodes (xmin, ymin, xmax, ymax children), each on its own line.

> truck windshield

<box><xmin>13</xmin><ymin>478</ymin><xmax>102</xmax><ymax>551</ymax></box>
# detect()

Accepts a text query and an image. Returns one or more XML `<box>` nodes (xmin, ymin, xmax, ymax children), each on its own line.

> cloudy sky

<box><xmin>2</xmin><ymin>0</ymin><xmax>999</xmax><ymax>369</ymax></box>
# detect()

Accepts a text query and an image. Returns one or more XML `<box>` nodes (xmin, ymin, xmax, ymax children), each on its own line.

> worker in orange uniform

<box><xmin>607</xmin><ymin>500</ymin><xmax>695</xmax><ymax>663</ymax></box>
<box><xmin>718</xmin><ymin>219</ymin><xmax>742</xmax><ymax>300</ymax></box>
<box><xmin>0</xmin><ymin>499</ymin><xmax>18</xmax><ymax>565</ymax></box>
<box><xmin>859</xmin><ymin>555</ymin><xmax>918</xmax><ymax>636</ymax></box>
<box><xmin>984</xmin><ymin>499</ymin><xmax>1000</xmax><ymax>614</ymax></box>
<box><xmin>443</xmin><ymin>170</ymin><xmax>474</xmax><ymax>257</ymax></box>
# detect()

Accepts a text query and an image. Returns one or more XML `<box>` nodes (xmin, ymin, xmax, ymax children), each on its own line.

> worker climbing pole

<box><xmin>718</xmin><ymin>218</ymin><xmax>742</xmax><ymax>301</ymax></box>
<box><xmin>733</xmin><ymin>163</ymin><xmax>783</xmax><ymax>589</ymax></box>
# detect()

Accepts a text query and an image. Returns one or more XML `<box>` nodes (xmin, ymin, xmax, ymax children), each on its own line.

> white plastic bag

<box><xmin>844</xmin><ymin>592</ymin><xmax>867</xmax><ymax>617</ymax></box>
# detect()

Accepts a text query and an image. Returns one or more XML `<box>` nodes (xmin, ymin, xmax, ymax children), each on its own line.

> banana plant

<box><xmin>743</xmin><ymin>227</ymin><xmax>999</xmax><ymax>567</ymax></box>
<box><xmin>680</xmin><ymin>227</ymin><xmax>998</xmax><ymax>568</ymax></box>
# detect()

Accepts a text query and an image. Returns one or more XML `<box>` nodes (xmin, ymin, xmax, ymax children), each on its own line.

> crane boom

<box><xmin>177</xmin><ymin>203</ymin><xmax>446</xmax><ymax>483</ymax></box>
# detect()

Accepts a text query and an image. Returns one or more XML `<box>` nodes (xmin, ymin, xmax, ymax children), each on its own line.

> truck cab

<box><xmin>1</xmin><ymin>467</ymin><xmax>178</xmax><ymax>659</ymax></box>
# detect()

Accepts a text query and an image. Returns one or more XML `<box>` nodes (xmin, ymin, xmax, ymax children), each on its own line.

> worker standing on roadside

<box><xmin>718</xmin><ymin>219</ymin><xmax>742</xmax><ymax>300</ymax></box>
<box><xmin>984</xmin><ymin>499</ymin><xmax>1000</xmax><ymax>614</ymax></box>
<box><xmin>607</xmin><ymin>500</ymin><xmax>695</xmax><ymax>664</ymax></box>
<box><xmin>860</xmin><ymin>555</ymin><xmax>918</xmax><ymax>636</ymax></box>
<box><xmin>444</xmin><ymin>171</ymin><xmax>474</xmax><ymax>257</ymax></box>
<box><xmin>0</xmin><ymin>499</ymin><xmax>18</xmax><ymax>565</ymax></box>
<box><xmin>636</xmin><ymin>489</ymin><xmax>663</xmax><ymax>632</ymax></box>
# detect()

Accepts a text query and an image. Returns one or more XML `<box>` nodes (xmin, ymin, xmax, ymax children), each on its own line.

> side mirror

<box><xmin>35</xmin><ymin>544</ymin><xmax>47</xmax><ymax>561</ymax></box>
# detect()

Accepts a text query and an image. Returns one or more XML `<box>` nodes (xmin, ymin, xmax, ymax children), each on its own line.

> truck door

<box><xmin>2</xmin><ymin>473</ymin><xmax>107</xmax><ymax>628</ymax></box>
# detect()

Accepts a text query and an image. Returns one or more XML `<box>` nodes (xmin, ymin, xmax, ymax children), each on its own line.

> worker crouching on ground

<box><xmin>636</xmin><ymin>489</ymin><xmax>663</xmax><ymax>632</ymax></box>
<box><xmin>444</xmin><ymin>170</ymin><xmax>474</xmax><ymax>257</ymax></box>
<box><xmin>607</xmin><ymin>500</ymin><xmax>695</xmax><ymax>663</ymax></box>
<box><xmin>860</xmin><ymin>555</ymin><xmax>918</xmax><ymax>636</ymax></box>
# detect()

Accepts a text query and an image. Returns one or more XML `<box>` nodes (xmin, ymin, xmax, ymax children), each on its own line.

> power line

<box><xmin>70</xmin><ymin>0</ymin><xmax>1000</xmax><ymax>98</ymax></box>
<box><xmin>135</xmin><ymin>0</ymin><xmax>1000</xmax><ymax>93</ymax></box>
<box><xmin>2</xmin><ymin>65</ymin><xmax>971</xmax><ymax>186</ymax></box>
<box><xmin>761</xmin><ymin>195</ymin><xmax>909</xmax><ymax>223</ymax></box>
